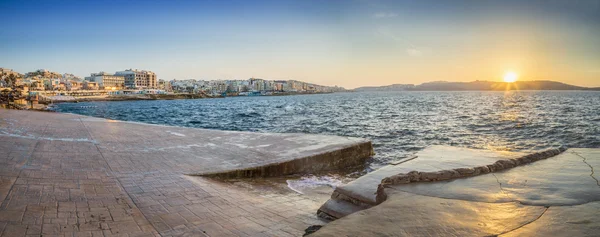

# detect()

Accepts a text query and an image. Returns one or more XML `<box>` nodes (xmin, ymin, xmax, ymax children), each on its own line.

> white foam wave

<box><xmin>286</xmin><ymin>175</ymin><xmax>343</xmax><ymax>194</ymax></box>
<box><xmin>0</xmin><ymin>131</ymin><xmax>97</xmax><ymax>143</ymax></box>
<box><xmin>166</xmin><ymin>131</ymin><xmax>186</xmax><ymax>137</ymax></box>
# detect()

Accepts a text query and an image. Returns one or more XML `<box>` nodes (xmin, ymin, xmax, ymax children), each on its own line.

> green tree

<box><xmin>7</xmin><ymin>74</ymin><xmax>16</xmax><ymax>88</ymax></box>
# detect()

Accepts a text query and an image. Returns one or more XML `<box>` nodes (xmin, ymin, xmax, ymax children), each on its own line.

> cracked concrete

<box><xmin>318</xmin><ymin>145</ymin><xmax>533</xmax><ymax>218</ymax></box>
<box><xmin>492</xmin><ymin>173</ymin><xmax>512</xmax><ymax>200</ymax></box>
<box><xmin>312</xmin><ymin>148</ymin><xmax>600</xmax><ymax>236</ymax></box>
<box><xmin>498</xmin><ymin>206</ymin><xmax>549</xmax><ymax>236</ymax></box>
<box><xmin>573</xmin><ymin>151</ymin><xmax>600</xmax><ymax>188</ymax></box>
<box><xmin>393</xmin><ymin>149</ymin><xmax>600</xmax><ymax>206</ymax></box>
<box><xmin>500</xmin><ymin>202</ymin><xmax>600</xmax><ymax>237</ymax></box>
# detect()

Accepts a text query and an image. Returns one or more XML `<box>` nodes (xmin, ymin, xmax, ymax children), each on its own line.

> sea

<box><xmin>52</xmin><ymin>91</ymin><xmax>600</xmax><ymax>194</ymax></box>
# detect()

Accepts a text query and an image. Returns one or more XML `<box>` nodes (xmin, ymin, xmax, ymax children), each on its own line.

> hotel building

<box><xmin>85</xmin><ymin>72</ymin><xmax>125</xmax><ymax>89</ymax></box>
<box><xmin>115</xmin><ymin>69</ymin><xmax>157</xmax><ymax>89</ymax></box>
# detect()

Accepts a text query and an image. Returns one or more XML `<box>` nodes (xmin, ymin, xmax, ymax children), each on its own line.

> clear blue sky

<box><xmin>1</xmin><ymin>0</ymin><xmax>599</xmax><ymax>88</ymax></box>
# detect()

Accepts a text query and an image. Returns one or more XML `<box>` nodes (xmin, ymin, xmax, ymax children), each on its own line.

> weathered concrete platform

<box><xmin>0</xmin><ymin>109</ymin><xmax>373</xmax><ymax>236</ymax></box>
<box><xmin>312</xmin><ymin>148</ymin><xmax>600</xmax><ymax>236</ymax></box>
<box><xmin>318</xmin><ymin>146</ymin><xmax>532</xmax><ymax>219</ymax></box>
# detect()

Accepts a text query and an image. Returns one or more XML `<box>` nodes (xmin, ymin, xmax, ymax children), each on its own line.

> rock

<box><xmin>406</xmin><ymin>171</ymin><xmax>421</xmax><ymax>182</ymax></box>
<box><xmin>392</xmin><ymin>174</ymin><xmax>411</xmax><ymax>184</ymax></box>
<box><xmin>456</xmin><ymin>167</ymin><xmax>476</xmax><ymax>176</ymax></box>
<box><xmin>448</xmin><ymin>169</ymin><xmax>463</xmax><ymax>178</ymax></box>
<box><xmin>420</xmin><ymin>172</ymin><xmax>439</xmax><ymax>181</ymax></box>
<box><xmin>303</xmin><ymin>225</ymin><xmax>323</xmax><ymax>236</ymax></box>
<box><xmin>510</xmin><ymin>158</ymin><xmax>521</xmax><ymax>166</ymax></box>
<box><xmin>492</xmin><ymin>162</ymin><xmax>505</xmax><ymax>171</ymax></box>
<box><xmin>475</xmin><ymin>166</ymin><xmax>490</xmax><ymax>174</ymax></box>
<box><xmin>520</xmin><ymin>154</ymin><xmax>535</xmax><ymax>163</ymax></box>
<box><xmin>558</xmin><ymin>146</ymin><xmax>567</xmax><ymax>152</ymax></box>
<box><xmin>496</xmin><ymin>159</ymin><xmax>516</xmax><ymax>169</ymax></box>
<box><xmin>376</xmin><ymin>184</ymin><xmax>388</xmax><ymax>204</ymax></box>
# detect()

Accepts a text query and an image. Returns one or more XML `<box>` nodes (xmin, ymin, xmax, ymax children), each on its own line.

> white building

<box><xmin>115</xmin><ymin>69</ymin><xmax>157</xmax><ymax>89</ymax></box>
<box><xmin>85</xmin><ymin>72</ymin><xmax>125</xmax><ymax>89</ymax></box>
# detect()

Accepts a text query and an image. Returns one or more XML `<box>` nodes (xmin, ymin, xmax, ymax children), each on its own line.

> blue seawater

<box><xmin>52</xmin><ymin>91</ymin><xmax>600</xmax><ymax>170</ymax></box>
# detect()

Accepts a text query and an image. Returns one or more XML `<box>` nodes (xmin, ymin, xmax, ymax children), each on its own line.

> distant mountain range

<box><xmin>354</xmin><ymin>80</ymin><xmax>600</xmax><ymax>91</ymax></box>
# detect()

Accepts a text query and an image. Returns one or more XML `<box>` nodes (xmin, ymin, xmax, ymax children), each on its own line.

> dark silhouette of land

<box><xmin>354</xmin><ymin>80</ymin><xmax>600</xmax><ymax>91</ymax></box>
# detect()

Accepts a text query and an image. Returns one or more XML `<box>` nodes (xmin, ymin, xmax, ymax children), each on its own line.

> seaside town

<box><xmin>2</xmin><ymin>0</ymin><xmax>600</xmax><ymax>236</ymax></box>
<box><xmin>0</xmin><ymin>67</ymin><xmax>346</xmax><ymax>109</ymax></box>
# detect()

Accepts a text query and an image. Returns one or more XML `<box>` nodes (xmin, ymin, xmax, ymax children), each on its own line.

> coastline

<box><xmin>43</xmin><ymin>93</ymin><xmax>212</xmax><ymax>103</ymax></box>
<box><xmin>40</xmin><ymin>91</ymin><xmax>335</xmax><ymax>104</ymax></box>
<box><xmin>0</xmin><ymin>91</ymin><xmax>337</xmax><ymax>111</ymax></box>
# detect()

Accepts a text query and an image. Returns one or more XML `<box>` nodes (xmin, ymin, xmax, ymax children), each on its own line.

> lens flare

<box><xmin>503</xmin><ymin>71</ymin><xmax>518</xmax><ymax>83</ymax></box>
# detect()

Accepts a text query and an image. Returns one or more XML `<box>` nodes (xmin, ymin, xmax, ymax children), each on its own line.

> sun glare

<box><xmin>503</xmin><ymin>71</ymin><xmax>518</xmax><ymax>83</ymax></box>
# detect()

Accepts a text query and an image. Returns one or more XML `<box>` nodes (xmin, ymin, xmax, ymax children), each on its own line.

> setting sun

<box><xmin>503</xmin><ymin>71</ymin><xmax>518</xmax><ymax>83</ymax></box>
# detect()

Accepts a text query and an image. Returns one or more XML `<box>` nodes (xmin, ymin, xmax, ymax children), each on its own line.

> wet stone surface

<box><xmin>394</xmin><ymin>149</ymin><xmax>600</xmax><ymax>206</ymax></box>
<box><xmin>312</xmin><ymin>148</ymin><xmax>600</xmax><ymax>236</ymax></box>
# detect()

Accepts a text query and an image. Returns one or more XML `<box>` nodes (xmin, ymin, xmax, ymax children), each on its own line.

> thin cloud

<box><xmin>376</xmin><ymin>26</ymin><xmax>431</xmax><ymax>57</ymax></box>
<box><xmin>406</xmin><ymin>48</ymin><xmax>424</xmax><ymax>57</ymax></box>
<box><xmin>373</xmin><ymin>12</ymin><xmax>398</xmax><ymax>18</ymax></box>
<box><xmin>406</xmin><ymin>47</ymin><xmax>432</xmax><ymax>57</ymax></box>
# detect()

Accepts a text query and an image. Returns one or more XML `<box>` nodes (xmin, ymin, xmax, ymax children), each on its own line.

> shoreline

<box><xmin>41</xmin><ymin>91</ymin><xmax>335</xmax><ymax>104</ymax></box>
<box><xmin>0</xmin><ymin>91</ymin><xmax>338</xmax><ymax>111</ymax></box>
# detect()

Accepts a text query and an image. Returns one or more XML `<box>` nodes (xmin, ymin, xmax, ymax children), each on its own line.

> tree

<box><xmin>7</xmin><ymin>74</ymin><xmax>16</xmax><ymax>88</ymax></box>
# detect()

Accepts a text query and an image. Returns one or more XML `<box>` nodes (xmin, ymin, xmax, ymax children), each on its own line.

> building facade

<box><xmin>158</xmin><ymin>79</ymin><xmax>173</xmax><ymax>92</ymax></box>
<box><xmin>115</xmin><ymin>69</ymin><xmax>157</xmax><ymax>89</ymax></box>
<box><xmin>83</xmin><ymin>81</ymin><xmax>99</xmax><ymax>90</ymax></box>
<box><xmin>85</xmin><ymin>72</ymin><xmax>125</xmax><ymax>89</ymax></box>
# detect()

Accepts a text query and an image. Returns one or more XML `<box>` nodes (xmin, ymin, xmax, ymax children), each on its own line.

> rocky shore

<box><xmin>40</xmin><ymin>93</ymin><xmax>212</xmax><ymax>104</ymax></box>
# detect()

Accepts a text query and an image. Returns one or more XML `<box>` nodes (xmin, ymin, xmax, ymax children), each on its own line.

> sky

<box><xmin>1</xmin><ymin>0</ymin><xmax>599</xmax><ymax>89</ymax></box>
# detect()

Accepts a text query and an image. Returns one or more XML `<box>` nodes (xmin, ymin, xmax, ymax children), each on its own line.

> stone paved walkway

<box><xmin>0</xmin><ymin>109</ymin><xmax>372</xmax><ymax>236</ymax></box>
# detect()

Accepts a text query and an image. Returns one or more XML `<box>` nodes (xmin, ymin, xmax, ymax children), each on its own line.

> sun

<box><xmin>503</xmin><ymin>71</ymin><xmax>518</xmax><ymax>83</ymax></box>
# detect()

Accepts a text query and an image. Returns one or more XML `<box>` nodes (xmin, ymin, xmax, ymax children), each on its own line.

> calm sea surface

<box><xmin>52</xmin><ymin>91</ymin><xmax>600</xmax><ymax>171</ymax></box>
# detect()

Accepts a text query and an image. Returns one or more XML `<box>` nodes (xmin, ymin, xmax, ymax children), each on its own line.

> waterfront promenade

<box><xmin>0</xmin><ymin>109</ymin><xmax>372</xmax><ymax>236</ymax></box>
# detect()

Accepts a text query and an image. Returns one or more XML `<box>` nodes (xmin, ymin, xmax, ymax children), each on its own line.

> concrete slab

<box><xmin>395</xmin><ymin>149</ymin><xmax>600</xmax><ymax>206</ymax></box>
<box><xmin>500</xmin><ymin>202</ymin><xmax>600</xmax><ymax>237</ymax></box>
<box><xmin>311</xmin><ymin>148</ymin><xmax>600</xmax><ymax>236</ymax></box>
<box><xmin>1</xmin><ymin>109</ymin><xmax>373</xmax><ymax>178</ymax></box>
<box><xmin>312</xmin><ymin>190</ymin><xmax>547</xmax><ymax>237</ymax></box>
<box><xmin>572</xmin><ymin>148</ymin><xmax>600</xmax><ymax>186</ymax></box>
<box><xmin>0</xmin><ymin>109</ymin><xmax>373</xmax><ymax>236</ymax></box>
<box><xmin>320</xmin><ymin>146</ymin><xmax>529</xmax><ymax>216</ymax></box>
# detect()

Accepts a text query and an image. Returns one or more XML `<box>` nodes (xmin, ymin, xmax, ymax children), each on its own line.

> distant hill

<box><xmin>354</xmin><ymin>84</ymin><xmax>415</xmax><ymax>92</ymax></box>
<box><xmin>354</xmin><ymin>80</ymin><xmax>600</xmax><ymax>91</ymax></box>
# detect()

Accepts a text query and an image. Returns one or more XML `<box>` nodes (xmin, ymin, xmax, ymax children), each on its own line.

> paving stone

<box><xmin>0</xmin><ymin>110</ymin><xmax>331</xmax><ymax>236</ymax></box>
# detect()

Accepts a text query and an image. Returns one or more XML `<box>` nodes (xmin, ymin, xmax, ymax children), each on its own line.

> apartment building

<box><xmin>85</xmin><ymin>72</ymin><xmax>125</xmax><ymax>89</ymax></box>
<box><xmin>115</xmin><ymin>69</ymin><xmax>157</xmax><ymax>89</ymax></box>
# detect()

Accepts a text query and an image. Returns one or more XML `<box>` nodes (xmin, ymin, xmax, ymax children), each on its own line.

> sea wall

<box><xmin>194</xmin><ymin>141</ymin><xmax>374</xmax><ymax>179</ymax></box>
